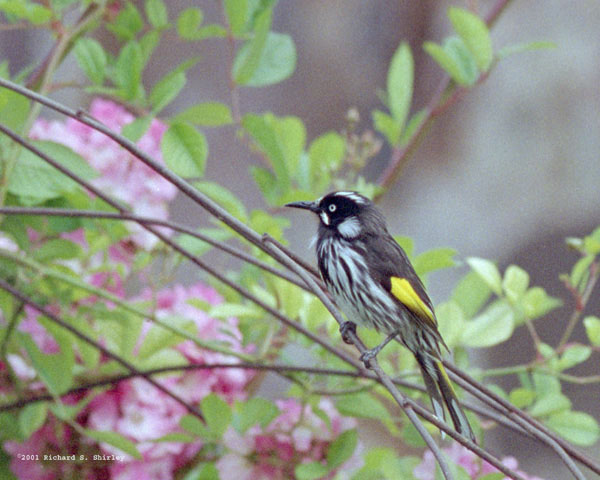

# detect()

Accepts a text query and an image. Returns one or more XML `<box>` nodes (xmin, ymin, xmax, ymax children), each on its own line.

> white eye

<box><xmin>328</xmin><ymin>204</ymin><xmax>337</xmax><ymax>212</ymax></box>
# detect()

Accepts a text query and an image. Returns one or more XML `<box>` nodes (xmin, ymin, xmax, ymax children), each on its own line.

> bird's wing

<box><xmin>363</xmin><ymin>232</ymin><xmax>440</xmax><ymax>334</ymax></box>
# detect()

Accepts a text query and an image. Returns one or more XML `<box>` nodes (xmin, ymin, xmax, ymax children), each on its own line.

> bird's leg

<box><xmin>359</xmin><ymin>331</ymin><xmax>399</xmax><ymax>368</ymax></box>
<box><xmin>339</xmin><ymin>321</ymin><xmax>357</xmax><ymax>344</ymax></box>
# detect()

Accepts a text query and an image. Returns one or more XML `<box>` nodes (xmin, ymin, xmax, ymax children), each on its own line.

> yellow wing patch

<box><xmin>390</xmin><ymin>277</ymin><xmax>436</xmax><ymax>325</ymax></box>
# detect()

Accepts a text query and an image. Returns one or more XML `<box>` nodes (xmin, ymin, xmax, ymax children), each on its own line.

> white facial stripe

<box><xmin>319</xmin><ymin>211</ymin><xmax>330</xmax><ymax>225</ymax></box>
<box><xmin>334</xmin><ymin>191</ymin><xmax>367</xmax><ymax>205</ymax></box>
<box><xmin>337</xmin><ymin>216</ymin><xmax>361</xmax><ymax>238</ymax></box>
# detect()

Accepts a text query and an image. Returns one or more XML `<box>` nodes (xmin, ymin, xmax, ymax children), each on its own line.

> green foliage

<box><xmin>161</xmin><ymin>122</ymin><xmax>207</xmax><ymax>178</ymax></box>
<box><xmin>0</xmin><ymin>0</ymin><xmax>597</xmax><ymax>476</ymax></box>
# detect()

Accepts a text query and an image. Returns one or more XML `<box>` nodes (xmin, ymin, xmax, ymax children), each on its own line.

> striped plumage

<box><xmin>286</xmin><ymin>191</ymin><xmax>475</xmax><ymax>442</ymax></box>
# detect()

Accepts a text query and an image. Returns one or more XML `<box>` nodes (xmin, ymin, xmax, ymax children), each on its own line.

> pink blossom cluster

<box><xmin>414</xmin><ymin>442</ymin><xmax>546</xmax><ymax>480</ymax></box>
<box><xmin>217</xmin><ymin>398</ymin><xmax>363</xmax><ymax>479</ymax></box>
<box><xmin>30</xmin><ymin>98</ymin><xmax>177</xmax><ymax>249</ymax></box>
<box><xmin>4</xmin><ymin>283</ymin><xmax>254</xmax><ymax>480</ymax></box>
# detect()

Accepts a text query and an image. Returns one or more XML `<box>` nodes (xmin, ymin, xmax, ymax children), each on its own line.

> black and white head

<box><xmin>285</xmin><ymin>191</ymin><xmax>386</xmax><ymax>240</ymax></box>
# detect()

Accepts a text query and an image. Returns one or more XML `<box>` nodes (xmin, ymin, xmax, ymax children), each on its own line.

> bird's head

<box><xmin>285</xmin><ymin>191</ymin><xmax>375</xmax><ymax>239</ymax></box>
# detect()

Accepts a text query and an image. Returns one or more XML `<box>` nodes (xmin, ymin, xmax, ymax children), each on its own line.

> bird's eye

<box><xmin>328</xmin><ymin>204</ymin><xmax>337</xmax><ymax>212</ymax></box>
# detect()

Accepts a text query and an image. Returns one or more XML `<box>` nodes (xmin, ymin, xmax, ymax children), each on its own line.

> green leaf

<box><xmin>202</xmin><ymin>394</ymin><xmax>232</xmax><ymax>437</ymax></box>
<box><xmin>0</xmin><ymin>83</ymin><xmax>30</xmax><ymax>132</ymax></box>
<box><xmin>336</xmin><ymin>392</ymin><xmax>392</xmax><ymax>422</ymax></box>
<box><xmin>327</xmin><ymin>429</ymin><xmax>357</xmax><ymax>469</ymax></box>
<box><xmin>412</xmin><ymin>247</ymin><xmax>456</xmax><ymax>277</ymax></box>
<box><xmin>308</xmin><ymin>131</ymin><xmax>345</xmax><ymax>185</ymax></box>
<box><xmin>209</xmin><ymin>303</ymin><xmax>262</xmax><ymax>319</ymax></box>
<box><xmin>19</xmin><ymin>331</ymin><xmax>74</xmax><ymax>396</ymax></box>
<box><xmin>114</xmin><ymin>41</ymin><xmax>144</xmax><ymax>100</ymax></box>
<box><xmin>452</xmin><ymin>270</ymin><xmax>492</xmax><ymax>317</ymax></box>
<box><xmin>176</xmin><ymin>227</ymin><xmax>232</xmax><ymax>257</ymax></box>
<box><xmin>502</xmin><ymin>264</ymin><xmax>530</xmax><ymax>302</ymax></box>
<box><xmin>497</xmin><ymin>41</ymin><xmax>556</xmax><ymax>60</ymax></box>
<box><xmin>137</xmin><ymin>319</ymin><xmax>195</xmax><ymax>359</ymax></box>
<box><xmin>372</xmin><ymin>110</ymin><xmax>402</xmax><ymax>146</ymax></box>
<box><xmin>83</xmin><ymin>428</ymin><xmax>142</xmax><ymax>459</ymax></box>
<box><xmin>9</xmin><ymin>141</ymin><xmax>98</xmax><ymax>203</ymax></box>
<box><xmin>583</xmin><ymin>316</ymin><xmax>600</xmax><ymax>346</ymax></box>
<box><xmin>436</xmin><ymin>301</ymin><xmax>466</xmax><ymax>350</ymax></box>
<box><xmin>33</xmin><ymin>238</ymin><xmax>82</xmax><ymax>262</ymax></box>
<box><xmin>74</xmin><ymin>38</ymin><xmax>107</xmax><ymax>85</ymax></box>
<box><xmin>521</xmin><ymin>287</ymin><xmax>562</xmax><ymax>320</ymax></box>
<box><xmin>387</xmin><ymin>42</ymin><xmax>413</xmax><ymax>131</ymax></box>
<box><xmin>149</xmin><ymin>71</ymin><xmax>186</xmax><ymax>113</ymax></box>
<box><xmin>106</xmin><ymin>2</ymin><xmax>143</xmax><ymax>41</ymax></box>
<box><xmin>145</xmin><ymin>0</ymin><xmax>168</xmax><ymax>29</ymax></box>
<box><xmin>180</xmin><ymin>414</ymin><xmax>209</xmax><ymax>438</ymax></box>
<box><xmin>424</xmin><ymin>41</ymin><xmax>467</xmax><ymax>86</ymax></box>
<box><xmin>139</xmin><ymin>30</ymin><xmax>161</xmax><ymax>64</ymax></box>
<box><xmin>295</xmin><ymin>462</ymin><xmax>329</xmax><ymax>480</ymax></box>
<box><xmin>466</xmin><ymin>257</ymin><xmax>502</xmax><ymax>296</ymax></box>
<box><xmin>233</xmin><ymin>8</ymin><xmax>271</xmax><ymax>84</ymax></box>
<box><xmin>529</xmin><ymin>392</ymin><xmax>571</xmax><ymax>417</ymax></box>
<box><xmin>161</xmin><ymin>122</ymin><xmax>207</xmax><ymax>177</ymax></box>
<box><xmin>19</xmin><ymin>403</ymin><xmax>48</xmax><ymax>438</ymax></box>
<box><xmin>194</xmin><ymin>181</ymin><xmax>248</xmax><ymax>221</ymax></box>
<box><xmin>570</xmin><ymin>255</ymin><xmax>594</xmax><ymax>290</ymax></box>
<box><xmin>249</xmin><ymin>209</ymin><xmax>289</xmax><ymax>242</ymax></box>
<box><xmin>398</xmin><ymin>109</ymin><xmax>427</xmax><ymax>146</ymax></box>
<box><xmin>424</xmin><ymin>36</ymin><xmax>478</xmax><ymax>86</ymax></box>
<box><xmin>558</xmin><ymin>345</ymin><xmax>592</xmax><ymax>371</ymax></box>
<box><xmin>546</xmin><ymin>410</ymin><xmax>600</xmax><ymax>446</ymax></box>
<box><xmin>250</xmin><ymin>166</ymin><xmax>278</xmax><ymax>204</ymax></box>
<box><xmin>243</xmin><ymin>113</ymin><xmax>299</xmax><ymax>192</ymax></box>
<box><xmin>224</xmin><ymin>0</ymin><xmax>247</xmax><ymax>35</ymax></box>
<box><xmin>236</xmin><ymin>32</ymin><xmax>296</xmax><ymax>87</ymax></box>
<box><xmin>448</xmin><ymin>7</ymin><xmax>493</xmax><ymax>71</ymax></box>
<box><xmin>234</xmin><ymin>397</ymin><xmax>279</xmax><ymax>433</ymax></box>
<box><xmin>532</xmin><ymin>372</ymin><xmax>561</xmax><ymax>395</ymax></box>
<box><xmin>509</xmin><ymin>387</ymin><xmax>535</xmax><ymax>409</ymax></box>
<box><xmin>176</xmin><ymin>7</ymin><xmax>203</xmax><ymax>39</ymax></box>
<box><xmin>122</xmin><ymin>115</ymin><xmax>153</xmax><ymax>142</ymax></box>
<box><xmin>172</xmin><ymin>102</ymin><xmax>233</xmax><ymax>127</ymax></box>
<box><xmin>462</xmin><ymin>300</ymin><xmax>514</xmax><ymax>348</ymax></box>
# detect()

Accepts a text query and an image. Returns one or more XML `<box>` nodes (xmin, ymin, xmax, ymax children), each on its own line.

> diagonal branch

<box><xmin>0</xmin><ymin>278</ymin><xmax>204</xmax><ymax>421</ymax></box>
<box><xmin>0</xmin><ymin>206</ymin><xmax>308</xmax><ymax>291</ymax></box>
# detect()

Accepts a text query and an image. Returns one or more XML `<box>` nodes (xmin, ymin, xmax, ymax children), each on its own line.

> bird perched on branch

<box><xmin>286</xmin><ymin>191</ymin><xmax>475</xmax><ymax>441</ymax></box>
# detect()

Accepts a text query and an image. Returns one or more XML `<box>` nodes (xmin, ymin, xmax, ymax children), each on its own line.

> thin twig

<box><xmin>445</xmin><ymin>362</ymin><xmax>597</xmax><ymax>479</ymax></box>
<box><xmin>0</xmin><ymin>206</ymin><xmax>308</xmax><ymax>291</ymax></box>
<box><xmin>558</xmin><ymin>261</ymin><xmax>599</xmax><ymax>350</ymax></box>
<box><xmin>0</xmin><ymin>278</ymin><xmax>204</xmax><ymax>421</ymax></box>
<box><xmin>375</xmin><ymin>0</ymin><xmax>514</xmax><ymax>194</ymax></box>
<box><xmin>0</xmin><ymin>77</ymin><xmax>322</xmax><ymax>282</ymax></box>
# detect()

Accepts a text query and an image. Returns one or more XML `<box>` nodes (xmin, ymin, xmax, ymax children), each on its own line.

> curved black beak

<box><xmin>285</xmin><ymin>200</ymin><xmax>320</xmax><ymax>213</ymax></box>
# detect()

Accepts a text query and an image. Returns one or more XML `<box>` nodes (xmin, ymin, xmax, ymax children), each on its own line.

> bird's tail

<box><xmin>416</xmin><ymin>353</ymin><xmax>476</xmax><ymax>442</ymax></box>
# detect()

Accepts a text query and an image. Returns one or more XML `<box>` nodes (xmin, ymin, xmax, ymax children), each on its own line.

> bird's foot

<box><xmin>359</xmin><ymin>331</ymin><xmax>400</xmax><ymax>369</ymax></box>
<box><xmin>339</xmin><ymin>321</ymin><xmax>357</xmax><ymax>344</ymax></box>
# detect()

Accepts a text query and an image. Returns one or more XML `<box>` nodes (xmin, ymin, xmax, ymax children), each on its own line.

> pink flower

<box><xmin>414</xmin><ymin>442</ymin><xmax>546</xmax><ymax>480</ymax></box>
<box><xmin>18</xmin><ymin>306</ymin><xmax>59</xmax><ymax>354</ymax></box>
<box><xmin>217</xmin><ymin>398</ymin><xmax>363</xmax><ymax>480</ymax></box>
<box><xmin>30</xmin><ymin>98</ymin><xmax>177</xmax><ymax>249</ymax></box>
<box><xmin>81</xmin><ymin>281</ymin><xmax>253</xmax><ymax>480</ymax></box>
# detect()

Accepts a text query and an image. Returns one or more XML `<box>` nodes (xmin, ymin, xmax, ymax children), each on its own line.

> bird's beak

<box><xmin>285</xmin><ymin>201</ymin><xmax>320</xmax><ymax>213</ymax></box>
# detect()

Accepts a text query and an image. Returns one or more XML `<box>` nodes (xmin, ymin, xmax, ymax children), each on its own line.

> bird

<box><xmin>286</xmin><ymin>190</ymin><xmax>475</xmax><ymax>441</ymax></box>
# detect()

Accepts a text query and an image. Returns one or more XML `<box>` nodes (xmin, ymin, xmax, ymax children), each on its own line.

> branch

<box><xmin>0</xmin><ymin>206</ymin><xmax>308</xmax><ymax>291</ymax></box>
<box><xmin>375</xmin><ymin>0</ymin><xmax>514</xmax><ymax>194</ymax></box>
<box><xmin>0</xmin><ymin>77</ymin><xmax>322</xmax><ymax>282</ymax></box>
<box><xmin>0</xmin><ymin>278</ymin><xmax>204</xmax><ymax>421</ymax></box>
<box><xmin>444</xmin><ymin>362</ymin><xmax>597</xmax><ymax>478</ymax></box>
